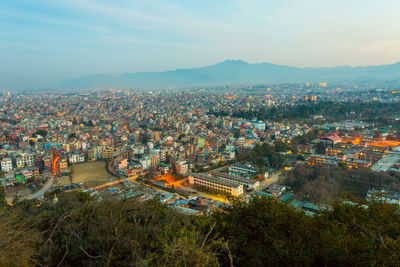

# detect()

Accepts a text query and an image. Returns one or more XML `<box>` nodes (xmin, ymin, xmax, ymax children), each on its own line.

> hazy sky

<box><xmin>2</xmin><ymin>0</ymin><xmax>400</xmax><ymax>89</ymax></box>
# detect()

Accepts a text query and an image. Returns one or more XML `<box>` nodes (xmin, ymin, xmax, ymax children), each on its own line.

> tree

<box><xmin>0</xmin><ymin>191</ymin><xmax>219</xmax><ymax>266</ymax></box>
<box><xmin>2</xmin><ymin>187</ymin><xmax>400</xmax><ymax>266</ymax></box>
<box><xmin>35</xmin><ymin>129</ymin><xmax>48</xmax><ymax>137</ymax></box>
<box><xmin>0</xmin><ymin>187</ymin><xmax>6</xmax><ymax>207</ymax></box>
<box><xmin>274</xmin><ymin>140</ymin><xmax>289</xmax><ymax>152</ymax></box>
<box><xmin>316</xmin><ymin>142</ymin><xmax>326</xmax><ymax>154</ymax></box>
<box><xmin>212</xmin><ymin>196</ymin><xmax>400</xmax><ymax>266</ymax></box>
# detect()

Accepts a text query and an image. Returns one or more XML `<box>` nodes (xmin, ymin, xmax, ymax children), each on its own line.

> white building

<box><xmin>15</xmin><ymin>154</ymin><xmax>34</xmax><ymax>168</ymax></box>
<box><xmin>237</xmin><ymin>137</ymin><xmax>245</xmax><ymax>146</ymax></box>
<box><xmin>255</xmin><ymin>123</ymin><xmax>266</xmax><ymax>131</ymax></box>
<box><xmin>228</xmin><ymin>163</ymin><xmax>257</xmax><ymax>178</ymax></box>
<box><xmin>188</xmin><ymin>174</ymin><xmax>244</xmax><ymax>196</ymax></box>
<box><xmin>69</xmin><ymin>153</ymin><xmax>85</xmax><ymax>164</ymax></box>
<box><xmin>209</xmin><ymin>171</ymin><xmax>259</xmax><ymax>190</ymax></box>
<box><xmin>1</xmin><ymin>158</ymin><xmax>13</xmax><ymax>172</ymax></box>
<box><xmin>139</xmin><ymin>156</ymin><xmax>151</xmax><ymax>170</ymax></box>
<box><xmin>175</xmin><ymin>160</ymin><xmax>189</xmax><ymax>175</ymax></box>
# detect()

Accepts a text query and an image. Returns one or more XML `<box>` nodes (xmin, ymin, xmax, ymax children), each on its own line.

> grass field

<box><xmin>70</xmin><ymin>161</ymin><xmax>118</xmax><ymax>188</ymax></box>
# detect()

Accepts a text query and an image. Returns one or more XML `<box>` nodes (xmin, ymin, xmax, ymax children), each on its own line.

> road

<box><xmin>196</xmin><ymin>191</ymin><xmax>230</xmax><ymax>203</ymax></box>
<box><xmin>26</xmin><ymin>175</ymin><xmax>55</xmax><ymax>200</ymax></box>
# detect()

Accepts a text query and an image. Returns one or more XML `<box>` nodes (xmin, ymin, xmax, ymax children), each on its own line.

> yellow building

<box><xmin>59</xmin><ymin>158</ymin><xmax>68</xmax><ymax>173</ymax></box>
<box><xmin>102</xmin><ymin>146</ymin><xmax>113</xmax><ymax>160</ymax></box>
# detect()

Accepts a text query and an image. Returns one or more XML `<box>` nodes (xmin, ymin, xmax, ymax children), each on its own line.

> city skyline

<box><xmin>2</xmin><ymin>0</ymin><xmax>400</xmax><ymax>89</ymax></box>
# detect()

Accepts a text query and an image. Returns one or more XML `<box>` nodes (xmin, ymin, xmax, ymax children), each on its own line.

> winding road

<box><xmin>26</xmin><ymin>176</ymin><xmax>55</xmax><ymax>200</ymax></box>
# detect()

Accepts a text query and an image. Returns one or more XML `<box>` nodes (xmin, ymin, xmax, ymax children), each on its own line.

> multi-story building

<box><xmin>59</xmin><ymin>158</ymin><xmax>68</xmax><ymax>174</ymax></box>
<box><xmin>342</xmin><ymin>158</ymin><xmax>372</xmax><ymax>169</ymax></box>
<box><xmin>69</xmin><ymin>153</ymin><xmax>85</xmax><ymax>164</ymax></box>
<box><xmin>365</xmin><ymin>146</ymin><xmax>390</xmax><ymax>153</ymax></box>
<box><xmin>228</xmin><ymin>163</ymin><xmax>257</xmax><ymax>178</ymax></box>
<box><xmin>159</xmin><ymin>162</ymin><xmax>171</xmax><ymax>174</ymax></box>
<box><xmin>308</xmin><ymin>154</ymin><xmax>337</xmax><ymax>166</ymax></box>
<box><xmin>122</xmin><ymin>149</ymin><xmax>134</xmax><ymax>160</ymax></box>
<box><xmin>31</xmin><ymin>167</ymin><xmax>40</xmax><ymax>179</ymax></box>
<box><xmin>87</xmin><ymin>148</ymin><xmax>98</xmax><ymax>162</ymax></box>
<box><xmin>334</xmin><ymin>142</ymin><xmax>356</xmax><ymax>149</ymax></box>
<box><xmin>122</xmin><ymin>164</ymin><xmax>143</xmax><ymax>178</ymax></box>
<box><xmin>102</xmin><ymin>146</ymin><xmax>113</xmax><ymax>160</ymax></box>
<box><xmin>150</xmin><ymin>153</ymin><xmax>160</xmax><ymax>168</ymax></box>
<box><xmin>21</xmin><ymin>169</ymin><xmax>33</xmax><ymax>180</ymax></box>
<box><xmin>15</xmin><ymin>154</ymin><xmax>34</xmax><ymax>168</ymax></box>
<box><xmin>209</xmin><ymin>171</ymin><xmax>259</xmax><ymax>189</ymax></box>
<box><xmin>1</xmin><ymin>158</ymin><xmax>13</xmax><ymax>172</ymax></box>
<box><xmin>358</xmin><ymin>150</ymin><xmax>385</xmax><ymax>162</ymax></box>
<box><xmin>325</xmin><ymin>147</ymin><xmax>349</xmax><ymax>156</ymax></box>
<box><xmin>159</xmin><ymin>149</ymin><xmax>167</xmax><ymax>162</ymax></box>
<box><xmin>139</xmin><ymin>156</ymin><xmax>151</xmax><ymax>170</ymax></box>
<box><xmin>114</xmin><ymin>156</ymin><xmax>128</xmax><ymax>172</ymax></box>
<box><xmin>175</xmin><ymin>160</ymin><xmax>189</xmax><ymax>175</ymax></box>
<box><xmin>188</xmin><ymin>174</ymin><xmax>243</xmax><ymax>196</ymax></box>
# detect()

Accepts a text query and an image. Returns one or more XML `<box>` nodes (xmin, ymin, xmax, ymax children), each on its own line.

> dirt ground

<box><xmin>4</xmin><ymin>184</ymin><xmax>33</xmax><ymax>202</ymax></box>
<box><xmin>70</xmin><ymin>161</ymin><xmax>118</xmax><ymax>188</ymax></box>
<box><xmin>55</xmin><ymin>175</ymin><xmax>73</xmax><ymax>186</ymax></box>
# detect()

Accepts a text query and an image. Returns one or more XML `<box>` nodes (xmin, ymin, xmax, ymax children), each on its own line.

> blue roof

<box><xmin>302</xmin><ymin>202</ymin><xmax>320</xmax><ymax>211</ymax></box>
<box><xmin>254</xmin><ymin>191</ymin><xmax>273</xmax><ymax>197</ymax></box>
<box><xmin>279</xmin><ymin>193</ymin><xmax>294</xmax><ymax>203</ymax></box>
<box><xmin>105</xmin><ymin>188</ymin><xmax>118</xmax><ymax>193</ymax></box>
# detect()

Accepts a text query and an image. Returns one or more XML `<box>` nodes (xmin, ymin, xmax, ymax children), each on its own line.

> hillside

<box><xmin>1</xmin><ymin>189</ymin><xmax>400</xmax><ymax>266</ymax></box>
<box><xmin>60</xmin><ymin>60</ymin><xmax>400</xmax><ymax>89</ymax></box>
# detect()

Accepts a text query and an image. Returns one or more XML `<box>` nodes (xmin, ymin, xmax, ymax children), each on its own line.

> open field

<box><xmin>70</xmin><ymin>161</ymin><xmax>118</xmax><ymax>188</ymax></box>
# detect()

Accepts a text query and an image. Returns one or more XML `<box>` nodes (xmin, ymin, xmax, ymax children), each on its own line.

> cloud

<box><xmin>2</xmin><ymin>0</ymin><xmax>400</xmax><ymax>89</ymax></box>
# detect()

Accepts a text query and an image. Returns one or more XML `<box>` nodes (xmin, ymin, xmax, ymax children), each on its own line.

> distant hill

<box><xmin>60</xmin><ymin>60</ymin><xmax>400</xmax><ymax>89</ymax></box>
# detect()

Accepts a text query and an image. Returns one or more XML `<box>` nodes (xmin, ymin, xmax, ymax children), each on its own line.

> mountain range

<box><xmin>60</xmin><ymin>60</ymin><xmax>400</xmax><ymax>89</ymax></box>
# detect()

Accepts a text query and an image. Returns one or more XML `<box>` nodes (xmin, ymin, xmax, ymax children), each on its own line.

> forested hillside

<box><xmin>1</xmin><ymin>189</ymin><xmax>400</xmax><ymax>266</ymax></box>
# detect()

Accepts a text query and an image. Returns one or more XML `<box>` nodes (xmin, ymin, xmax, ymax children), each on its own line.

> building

<box><xmin>334</xmin><ymin>142</ymin><xmax>356</xmax><ymax>149</ymax></box>
<box><xmin>308</xmin><ymin>154</ymin><xmax>337</xmax><ymax>166</ymax></box>
<box><xmin>31</xmin><ymin>167</ymin><xmax>40</xmax><ymax>179</ymax></box>
<box><xmin>188</xmin><ymin>174</ymin><xmax>243</xmax><ymax>196</ymax></box>
<box><xmin>159</xmin><ymin>163</ymin><xmax>171</xmax><ymax>174</ymax></box>
<box><xmin>325</xmin><ymin>146</ymin><xmax>350</xmax><ymax>156</ymax></box>
<box><xmin>262</xmin><ymin>184</ymin><xmax>287</xmax><ymax>197</ymax></box>
<box><xmin>150</xmin><ymin>153</ymin><xmax>160</xmax><ymax>168</ymax></box>
<box><xmin>1</xmin><ymin>158</ymin><xmax>13</xmax><ymax>172</ymax></box>
<box><xmin>321</xmin><ymin>134</ymin><xmax>342</xmax><ymax>145</ymax></box>
<box><xmin>175</xmin><ymin>160</ymin><xmax>189</xmax><ymax>175</ymax></box>
<box><xmin>366</xmin><ymin>189</ymin><xmax>400</xmax><ymax>206</ymax></box>
<box><xmin>15</xmin><ymin>154</ymin><xmax>34</xmax><ymax>168</ymax></box>
<box><xmin>59</xmin><ymin>158</ymin><xmax>68</xmax><ymax>174</ymax></box>
<box><xmin>113</xmin><ymin>157</ymin><xmax>128</xmax><ymax>172</ymax></box>
<box><xmin>342</xmin><ymin>158</ymin><xmax>372</xmax><ymax>169</ymax></box>
<box><xmin>20</xmin><ymin>169</ymin><xmax>33</xmax><ymax>180</ymax></box>
<box><xmin>122</xmin><ymin>149</ymin><xmax>134</xmax><ymax>159</ymax></box>
<box><xmin>209</xmin><ymin>171</ymin><xmax>259</xmax><ymax>189</ymax></box>
<box><xmin>102</xmin><ymin>146</ymin><xmax>113</xmax><ymax>160</ymax></box>
<box><xmin>365</xmin><ymin>146</ymin><xmax>390</xmax><ymax>153</ymax></box>
<box><xmin>69</xmin><ymin>153</ymin><xmax>85</xmax><ymax>164</ymax></box>
<box><xmin>358</xmin><ymin>150</ymin><xmax>385</xmax><ymax>162</ymax></box>
<box><xmin>87</xmin><ymin>148</ymin><xmax>98</xmax><ymax>162</ymax></box>
<box><xmin>122</xmin><ymin>163</ymin><xmax>143</xmax><ymax>178</ymax></box>
<box><xmin>228</xmin><ymin>163</ymin><xmax>257</xmax><ymax>178</ymax></box>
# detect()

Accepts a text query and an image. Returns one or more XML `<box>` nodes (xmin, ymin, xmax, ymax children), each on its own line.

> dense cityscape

<box><xmin>2</xmin><ymin>84</ymin><xmax>400</xmax><ymax>215</ymax></box>
<box><xmin>3</xmin><ymin>0</ymin><xmax>400</xmax><ymax>265</ymax></box>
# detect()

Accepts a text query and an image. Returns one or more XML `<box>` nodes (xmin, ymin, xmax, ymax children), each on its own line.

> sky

<box><xmin>2</xmin><ymin>0</ymin><xmax>400</xmax><ymax>89</ymax></box>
